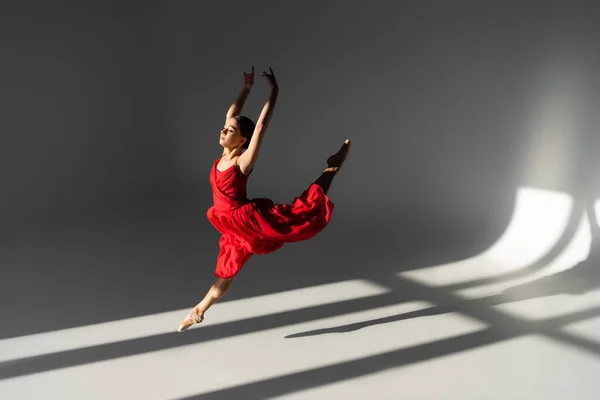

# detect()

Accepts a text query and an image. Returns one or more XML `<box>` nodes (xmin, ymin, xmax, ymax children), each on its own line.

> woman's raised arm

<box><xmin>226</xmin><ymin>67</ymin><xmax>254</xmax><ymax>120</ymax></box>
<box><xmin>238</xmin><ymin>68</ymin><xmax>278</xmax><ymax>175</ymax></box>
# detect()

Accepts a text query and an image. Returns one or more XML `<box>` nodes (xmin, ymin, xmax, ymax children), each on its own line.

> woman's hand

<box><xmin>244</xmin><ymin>67</ymin><xmax>254</xmax><ymax>89</ymax></box>
<box><xmin>262</xmin><ymin>68</ymin><xmax>278</xmax><ymax>90</ymax></box>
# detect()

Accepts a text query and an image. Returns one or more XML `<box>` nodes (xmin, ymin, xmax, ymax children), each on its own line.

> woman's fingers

<box><xmin>261</xmin><ymin>67</ymin><xmax>275</xmax><ymax>76</ymax></box>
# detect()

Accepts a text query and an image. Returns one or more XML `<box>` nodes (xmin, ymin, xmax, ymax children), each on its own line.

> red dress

<box><xmin>206</xmin><ymin>158</ymin><xmax>335</xmax><ymax>279</ymax></box>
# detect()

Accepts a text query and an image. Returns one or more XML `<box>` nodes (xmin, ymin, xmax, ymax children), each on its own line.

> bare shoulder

<box><xmin>236</xmin><ymin>153</ymin><xmax>254</xmax><ymax>176</ymax></box>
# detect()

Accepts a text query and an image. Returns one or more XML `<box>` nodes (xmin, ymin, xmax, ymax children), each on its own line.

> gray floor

<box><xmin>1</xmin><ymin>186</ymin><xmax>600</xmax><ymax>399</ymax></box>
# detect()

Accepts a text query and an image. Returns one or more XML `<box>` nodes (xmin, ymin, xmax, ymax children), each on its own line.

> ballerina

<box><xmin>177</xmin><ymin>67</ymin><xmax>350</xmax><ymax>332</ymax></box>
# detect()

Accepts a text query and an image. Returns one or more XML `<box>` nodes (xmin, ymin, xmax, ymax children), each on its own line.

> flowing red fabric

<box><xmin>206</xmin><ymin>159</ymin><xmax>334</xmax><ymax>279</ymax></box>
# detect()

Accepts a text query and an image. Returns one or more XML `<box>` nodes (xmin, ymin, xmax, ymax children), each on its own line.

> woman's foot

<box><xmin>326</xmin><ymin>139</ymin><xmax>351</xmax><ymax>172</ymax></box>
<box><xmin>177</xmin><ymin>307</ymin><xmax>204</xmax><ymax>332</ymax></box>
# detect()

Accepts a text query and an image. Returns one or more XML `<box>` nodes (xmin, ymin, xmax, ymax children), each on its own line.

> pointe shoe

<box><xmin>326</xmin><ymin>139</ymin><xmax>351</xmax><ymax>171</ymax></box>
<box><xmin>177</xmin><ymin>310</ymin><xmax>204</xmax><ymax>332</ymax></box>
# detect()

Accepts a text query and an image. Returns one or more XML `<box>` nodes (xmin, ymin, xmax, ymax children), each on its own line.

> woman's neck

<box><xmin>222</xmin><ymin>147</ymin><xmax>243</xmax><ymax>160</ymax></box>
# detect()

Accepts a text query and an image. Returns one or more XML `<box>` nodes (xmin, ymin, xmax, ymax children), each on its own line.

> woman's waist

<box><xmin>208</xmin><ymin>201</ymin><xmax>250</xmax><ymax>213</ymax></box>
<box><xmin>211</xmin><ymin>195</ymin><xmax>249</xmax><ymax>209</ymax></box>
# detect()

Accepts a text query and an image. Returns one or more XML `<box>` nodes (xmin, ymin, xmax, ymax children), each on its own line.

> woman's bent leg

<box><xmin>314</xmin><ymin>139</ymin><xmax>351</xmax><ymax>195</ymax></box>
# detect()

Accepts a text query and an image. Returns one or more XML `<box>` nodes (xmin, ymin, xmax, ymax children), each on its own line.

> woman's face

<box><xmin>219</xmin><ymin>118</ymin><xmax>246</xmax><ymax>149</ymax></box>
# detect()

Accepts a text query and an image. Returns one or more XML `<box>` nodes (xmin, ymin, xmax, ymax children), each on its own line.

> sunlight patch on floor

<box><xmin>397</xmin><ymin>187</ymin><xmax>578</xmax><ymax>287</ymax></box>
<box><xmin>0</xmin><ymin>279</ymin><xmax>389</xmax><ymax>363</ymax></box>
<box><xmin>492</xmin><ymin>289</ymin><xmax>600</xmax><ymax>321</ymax></box>
<box><xmin>455</xmin><ymin>210</ymin><xmax>591</xmax><ymax>300</ymax></box>
<box><xmin>398</xmin><ymin>188</ymin><xmax>596</xmax><ymax>295</ymax></box>
<box><xmin>0</xmin><ymin>302</ymin><xmax>488</xmax><ymax>400</ymax></box>
<box><xmin>268</xmin><ymin>335</ymin><xmax>600</xmax><ymax>400</ymax></box>
<box><xmin>394</xmin><ymin>187</ymin><xmax>600</xmax><ymax>324</ymax></box>
<box><xmin>561</xmin><ymin>315</ymin><xmax>600</xmax><ymax>346</ymax></box>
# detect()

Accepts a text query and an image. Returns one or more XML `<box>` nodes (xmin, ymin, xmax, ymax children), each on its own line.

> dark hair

<box><xmin>234</xmin><ymin>115</ymin><xmax>255</xmax><ymax>149</ymax></box>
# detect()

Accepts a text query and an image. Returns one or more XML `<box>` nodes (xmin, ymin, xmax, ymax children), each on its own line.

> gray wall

<box><xmin>1</xmin><ymin>2</ymin><xmax>178</xmax><ymax>228</ymax></box>
<box><xmin>3</xmin><ymin>1</ymin><xmax>599</xmax><ymax>232</ymax></box>
<box><xmin>159</xmin><ymin>0</ymin><xmax>600</xmax><ymax>230</ymax></box>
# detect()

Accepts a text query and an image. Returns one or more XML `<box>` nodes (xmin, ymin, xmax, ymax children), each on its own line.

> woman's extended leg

<box><xmin>178</xmin><ymin>277</ymin><xmax>234</xmax><ymax>332</ymax></box>
<box><xmin>314</xmin><ymin>139</ymin><xmax>351</xmax><ymax>194</ymax></box>
<box><xmin>177</xmin><ymin>234</ymin><xmax>252</xmax><ymax>332</ymax></box>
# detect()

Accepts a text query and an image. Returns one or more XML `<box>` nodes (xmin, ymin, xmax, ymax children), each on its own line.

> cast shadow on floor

<box><xmin>285</xmin><ymin>200</ymin><xmax>600</xmax><ymax>340</ymax></box>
